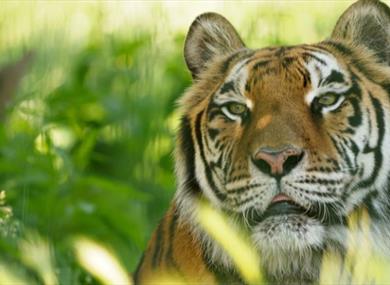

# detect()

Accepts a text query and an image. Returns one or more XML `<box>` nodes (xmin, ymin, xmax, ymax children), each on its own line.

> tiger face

<box><xmin>175</xmin><ymin>0</ymin><xmax>390</xmax><ymax>282</ymax></box>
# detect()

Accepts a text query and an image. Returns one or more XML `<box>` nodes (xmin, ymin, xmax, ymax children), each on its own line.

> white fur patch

<box><xmin>213</xmin><ymin>60</ymin><xmax>252</xmax><ymax>115</ymax></box>
<box><xmin>304</xmin><ymin>51</ymin><xmax>351</xmax><ymax>114</ymax></box>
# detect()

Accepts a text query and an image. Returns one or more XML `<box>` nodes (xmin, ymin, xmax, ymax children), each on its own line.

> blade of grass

<box><xmin>196</xmin><ymin>200</ymin><xmax>263</xmax><ymax>285</ymax></box>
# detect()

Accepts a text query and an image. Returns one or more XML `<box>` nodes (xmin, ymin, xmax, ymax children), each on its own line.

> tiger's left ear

<box><xmin>184</xmin><ymin>13</ymin><xmax>245</xmax><ymax>79</ymax></box>
<box><xmin>331</xmin><ymin>0</ymin><xmax>390</xmax><ymax>64</ymax></box>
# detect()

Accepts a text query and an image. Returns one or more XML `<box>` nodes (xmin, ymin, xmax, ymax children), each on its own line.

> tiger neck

<box><xmin>174</xmin><ymin>184</ymin><xmax>390</xmax><ymax>284</ymax></box>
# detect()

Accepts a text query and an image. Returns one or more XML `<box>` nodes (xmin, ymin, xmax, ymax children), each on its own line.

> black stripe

<box><xmin>302</xmin><ymin>52</ymin><xmax>327</xmax><ymax>65</ymax></box>
<box><xmin>220</xmin><ymin>49</ymin><xmax>255</xmax><ymax>74</ymax></box>
<box><xmin>203</xmin><ymin>253</ymin><xmax>244</xmax><ymax>285</ymax></box>
<box><xmin>330</xmin><ymin>134</ymin><xmax>355</xmax><ymax>175</ymax></box>
<box><xmin>195</xmin><ymin>111</ymin><xmax>227</xmax><ymax>201</ymax></box>
<box><xmin>295</xmin><ymin>65</ymin><xmax>310</xmax><ymax>87</ymax></box>
<box><xmin>252</xmin><ymin>60</ymin><xmax>271</xmax><ymax>71</ymax></box>
<box><xmin>349</xmin><ymin>139</ymin><xmax>360</xmax><ymax>175</ymax></box>
<box><xmin>275</xmin><ymin>46</ymin><xmax>291</xmax><ymax>56</ymax></box>
<box><xmin>210</xmin><ymin>153</ymin><xmax>224</xmax><ymax>170</ymax></box>
<box><xmin>226</xmin><ymin>183</ymin><xmax>264</xmax><ymax>194</ymax></box>
<box><xmin>341</xmin><ymin>127</ymin><xmax>355</xmax><ymax>135</ymax></box>
<box><xmin>339</xmin><ymin>139</ymin><xmax>353</xmax><ymax>172</ymax></box>
<box><xmin>222</xmin><ymin>143</ymin><xmax>235</xmax><ymax>176</ymax></box>
<box><xmin>234</xmin><ymin>194</ymin><xmax>260</xmax><ymax>208</ymax></box>
<box><xmin>363</xmin><ymin>191</ymin><xmax>385</xmax><ymax>220</ymax></box>
<box><xmin>366</xmin><ymin>107</ymin><xmax>372</xmax><ymax>141</ymax></box>
<box><xmin>214</xmin><ymin>137</ymin><xmax>223</xmax><ymax>151</ymax></box>
<box><xmin>208</xmin><ymin>128</ymin><xmax>220</xmax><ymax>140</ymax></box>
<box><xmin>295</xmin><ymin>178</ymin><xmax>342</xmax><ymax>186</ymax></box>
<box><xmin>262</xmin><ymin>67</ymin><xmax>278</xmax><ymax>76</ymax></box>
<box><xmin>348</xmin><ymin>77</ymin><xmax>362</xmax><ymax>99</ymax></box>
<box><xmin>285</xmin><ymin>182</ymin><xmax>341</xmax><ymax>198</ymax></box>
<box><xmin>152</xmin><ymin>220</ymin><xmax>165</xmax><ymax>268</ymax></box>
<box><xmin>245</xmin><ymin>80</ymin><xmax>252</xmax><ymax>93</ymax></box>
<box><xmin>179</xmin><ymin>116</ymin><xmax>201</xmax><ymax>194</ymax></box>
<box><xmin>220</xmin><ymin>81</ymin><xmax>235</xmax><ymax>94</ymax></box>
<box><xmin>208</xmin><ymin>108</ymin><xmax>224</xmax><ymax>122</ymax></box>
<box><xmin>348</xmin><ymin>96</ymin><xmax>362</xmax><ymax>127</ymax></box>
<box><xmin>302</xmin><ymin>45</ymin><xmax>329</xmax><ymax>54</ymax></box>
<box><xmin>322</xmin><ymin>70</ymin><xmax>345</xmax><ymax>86</ymax></box>
<box><xmin>329</xmin><ymin>135</ymin><xmax>347</xmax><ymax>165</ymax></box>
<box><xmin>281</xmin><ymin>56</ymin><xmax>296</xmax><ymax>68</ymax></box>
<box><xmin>383</xmin><ymin>83</ymin><xmax>390</xmax><ymax>99</ymax></box>
<box><xmin>347</xmin><ymin>74</ymin><xmax>363</xmax><ymax>100</ymax></box>
<box><xmin>341</xmin><ymin>137</ymin><xmax>358</xmax><ymax>175</ymax></box>
<box><xmin>323</xmin><ymin>41</ymin><xmax>352</xmax><ymax>57</ymax></box>
<box><xmin>323</xmin><ymin>41</ymin><xmax>382</xmax><ymax>85</ymax></box>
<box><xmin>355</xmin><ymin>93</ymin><xmax>385</xmax><ymax>189</ymax></box>
<box><xmin>220</xmin><ymin>52</ymin><xmax>242</xmax><ymax>74</ymax></box>
<box><xmin>306</xmin><ymin>166</ymin><xmax>337</xmax><ymax>173</ymax></box>
<box><xmin>165</xmin><ymin>210</ymin><xmax>181</xmax><ymax>270</ymax></box>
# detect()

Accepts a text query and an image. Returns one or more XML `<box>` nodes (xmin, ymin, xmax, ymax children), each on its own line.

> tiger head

<box><xmin>175</xmin><ymin>0</ymin><xmax>390</xmax><ymax>282</ymax></box>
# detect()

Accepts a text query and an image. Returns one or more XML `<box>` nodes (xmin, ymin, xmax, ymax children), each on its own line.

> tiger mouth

<box><xmin>261</xmin><ymin>200</ymin><xmax>308</xmax><ymax>220</ymax></box>
<box><xmin>246</xmin><ymin>196</ymin><xmax>344</xmax><ymax>227</ymax></box>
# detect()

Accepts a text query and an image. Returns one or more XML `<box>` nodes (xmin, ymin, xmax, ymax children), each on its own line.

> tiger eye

<box><xmin>227</xmin><ymin>103</ymin><xmax>247</xmax><ymax>115</ymax></box>
<box><xmin>318</xmin><ymin>93</ymin><xmax>338</xmax><ymax>106</ymax></box>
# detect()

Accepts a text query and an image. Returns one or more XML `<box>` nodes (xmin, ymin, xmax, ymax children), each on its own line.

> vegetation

<box><xmin>3</xmin><ymin>1</ymin><xmax>386</xmax><ymax>284</ymax></box>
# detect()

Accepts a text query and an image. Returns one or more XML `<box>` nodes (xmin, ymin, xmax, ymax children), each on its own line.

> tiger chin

<box><xmin>134</xmin><ymin>0</ymin><xmax>390</xmax><ymax>284</ymax></box>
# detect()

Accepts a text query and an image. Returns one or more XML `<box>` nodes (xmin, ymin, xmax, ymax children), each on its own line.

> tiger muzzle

<box><xmin>252</xmin><ymin>146</ymin><xmax>304</xmax><ymax>178</ymax></box>
<box><xmin>246</xmin><ymin>197</ymin><xmax>346</xmax><ymax>227</ymax></box>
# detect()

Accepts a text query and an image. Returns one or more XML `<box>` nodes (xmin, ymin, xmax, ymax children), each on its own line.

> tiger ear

<box><xmin>331</xmin><ymin>0</ymin><xmax>390</xmax><ymax>64</ymax></box>
<box><xmin>184</xmin><ymin>12</ymin><xmax>245</xmax><ymax>79</ymax></box>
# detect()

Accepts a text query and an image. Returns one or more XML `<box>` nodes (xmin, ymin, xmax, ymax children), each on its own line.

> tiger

<box><xmin>134</xmin><ymin>0</ymin><xmax>390</xmax><ymax>284</ymax></box>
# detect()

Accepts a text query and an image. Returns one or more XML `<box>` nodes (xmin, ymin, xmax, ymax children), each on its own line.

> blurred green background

<box><xmin>0</xmin><ymin>1</ymin><xmax>351</xmax><ymax>283</ymax></box>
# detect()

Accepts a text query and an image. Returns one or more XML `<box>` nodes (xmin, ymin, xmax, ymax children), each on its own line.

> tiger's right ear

<box><xmin>184</xmin><ymin>13</ymin><xmax>245</xmax><ymax>79</ymax></box>
<box><xmin>331</xmin><ymin>0</ymin><xmax>390</xmax><ymax>64</ymax></box>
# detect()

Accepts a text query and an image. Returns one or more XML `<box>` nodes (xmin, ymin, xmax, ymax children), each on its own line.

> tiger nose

<box><xmin>252</xmin><ymin>146</ymin><xmax>304</xmax><ymax>177</ymax></box>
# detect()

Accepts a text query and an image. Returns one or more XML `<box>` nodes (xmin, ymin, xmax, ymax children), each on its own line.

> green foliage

<box><xmin>0</xmin><ymin>3</ymin><xmax>192</xmax><ymax>281</ymax></box>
